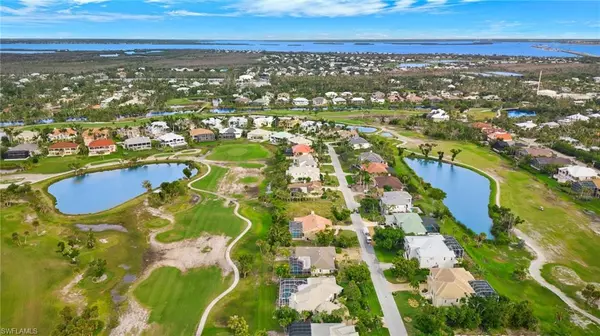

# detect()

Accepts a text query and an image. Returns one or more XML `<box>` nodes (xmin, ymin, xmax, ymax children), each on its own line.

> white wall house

<box><xmin>158</xmin><ymin>133</ymin><xmax>186</xmax><ymax>148</ymax></box>
<box><xmin>253</xmin><ymin>116</ymin><xmax>274</xmax><ymax>128</ymax></box>
<box><xmin>228</xmin><ymin>116</ymin><xmax>248</xmax><ymax>128</ymax></box>
<box><xmin>293</xmin><ymin>97</ymin><xmax>309</xmax><ymax>106</ymax></box>
<box><xmin>349</xmin><ymin>137</ymin><xmax>371</xmax><ymax>150</ymax></box>
<box><xmin>147</xmin><ymin>121</ymin><xmax>170</xmax><ymax>137</ymax></box>
<box><xmin>404</xmin><ymin>235</ymin><xmax>457</xmax><ymax>269</ymax></box>
<box><xmin>247</xmin><ymin>129</ymin><xmax>272</xmax><ymax>142</ymax></box>
<box><xmin>516</xmin><ymin>120</ymin><xmax>537</xmax><ymax>129</ymax></box>
<box><xmin>287</xmin><ymin>166</ymin><xmax>321</xmax><ymax>183</ymax></box>
<box><xmin>555</xmin><ymin>165</ymin><xmax>598</xmax><ymax>182</ymax></box>
<box><xmin>380</xmin><ymin>191</ymin><xmax>413</xmax><ymax>214</ymax></box>
<box><xmin>427</xmin><ymin>109</ymin><xmax>449</xmax><ymax>122</ymax></box>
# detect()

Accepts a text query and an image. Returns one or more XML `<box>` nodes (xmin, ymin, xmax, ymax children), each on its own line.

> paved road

<box><xmin>327</xmin><ymin>144</ymin><xmax>408</xmax><ymax>336</ymax></box>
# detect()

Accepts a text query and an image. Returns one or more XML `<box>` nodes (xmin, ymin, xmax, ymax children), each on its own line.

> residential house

<box><xmin>325</xmin><ymin>92</ymin><xmax>338</xmax><ymax>98</ymax></box>
<box><xmin>158</xmin><ymin>133</ymin><xmax>186</xmax><ymax>148</ymax></box>
<box><xmin>201</xmin><ymin>117</ymin><xmax>223</xmax><ymax>130</ymax></box>
<box><xmin>147</xmin><ymin>121</ymin><xmax>170</xmax><ymax>137</ymax></box>
<box><xmin>487</xmin><ymin>132</ymin><xmax>513</xmax><ymax>142</ymax></box>
<box><xmin>292</xmin><ymin>144</ymin><xmax>313</xmax><ymax>156</ymax></box>
<box><xmin>293</xmin><ymin>154</ymin><xmax>319</xmax><ymax>168</ymax></box>
<box><xmin>289</xmin><ymin>135</ymin><xmax>313</xmax><ymax>146</ymax></box>
<box><xmin>293</xmin><ymin>97</ymin><xmax>310</xmax><ymax>106</ymax></box>
<box><xmin>48</xmin><ymin>141</ymin><xmax>79</xmax><ymax>156</ymax></box>
<box><xmin>253</xmin><ymin>116</ymin><xmax>274</xmax><ymax>128</ymax></box>
<box><xmin>374</xmin><ymin>176</ymin><xmax>404</xmax><ymax>191</ymax></box>
<box><xmin>228</xmin><ymin>116</ymin><xmax>248</xmax><ymax>128</ymax></box>
<box><xmin>3</xmin><ymin>143</ymin><xmax>40</xmax><ymax>159</ymax></box>
<box><xmin>312</xmin><ymin>97</ymin><xmax>328</xmax><ymax>107</ymax></box>
<box><xmin>332</xmin><ymin>97</ymin><xmax>347</xmax><ymax>105</ymax></box>
<box><xmin>270</xmin><ymin>131</ymin><xmax>294</xmax><ymax>144</ymax></box>
<box><xmin>189</xmin><ymin>128</ymin><xmax>215</xmax><ymax>142</ymax></box>
<box><xmin>247</xmin><ymin>129</ymin><xmax>272</xmax><ymax>142</ymax></box>
<box><xmin>340</xmin><ymin>92</ymin><xmax>353</xmax><ymax>98</ymax></box>
<box><xmin>427</xmin><ymin>109</ymin><xmax>449</xmax><ymax>122</ymax></box>
<box><xmin>530</xmin><ymin>157</ymin><xmax>572</xmax><ymax>171</ymax></box>
<box><xmin>287</xmin><ymin>166</ymin><xmax>321</xmax><ymax>183</ymax></box>
<box><xmin>82</xmin><ymin>128</ymin><xmax>110</xmax><ymax>145</ymax></box>
<box><xmin>219</xmin><ymin>127</ymin><xmax>243</xmax><ymax>139</ymax></box>
<box><xmin>289</xmin><ymin>211</ymin><xmax>332</xmax><ymax>239</ymax></box>
<box><xmin>515</xmin><ymin>120</ymin><xmax>537</xmax><ymax>130</ymax></box>
<box><xmin>234</xmin><ymin>96</ymin><xmax>251</xmax><ymax>105</ymax></box>
<box><xmin>427</xmin><ymin>268</ymin><xmax>475</xmax><ymax>307</ymax></box>
<box><xmin>380</xmin><ymin>191</ymin><xmax>413</xmax><ymax>214</ymax></box>
<box><xmin>359</xmin><ymin>151</ymin><xmax>385</xmax><ymax>164</ymax></box>
<box><xmin>48</xmin><ymin>128</ymin><xmax>77</xmax><ymax>141</ymax></box>
<box><xmin>349</xmin><ymin>137</ymin><xmax>371</xmax><ymax>150</ymax></box>
<box><xmin>15</xmin><ymin>130</ymin><xmax>39</xmax><ymax>143</ymax></box>
<box><xmin>350</xmin><ymin>97</ymin><xmax>365</xmax><ymax>104</ymax></box>
<box><xmin>117</xmin><ymin>127</ymin><xmax>141</xmax><ymax>139</ymax></box>
<box><xmin>539</xmin><ymin>122</ymin><xmax>560</xmax><ymax>129</ymax></box>
<box><xmin>556</xmin><ymin>165</ymin><xmax>598</xmax><ymax>182</ymax></box>
<box><xmin>517</xmin><ymin>147</ymin><xmax>554</xmax><ymax>158</ymax></box>
<box><xmin>288</xmin><ymin>181</ymin><xmax>323</xmax><ymax>196</ymax></box>
<box><xmin>301</xmin><ymin>120</ymin><xmax>323</xmax><ymax>132</ymax></box>
<box><xmin>404</xmin><ymin>235</ymin><xmax>457</xmax><ymax>268</ymax></box>
<box><xmin>124</xmin><ymin>136</ymin><xmax>152</xmax><ymax>151</ymax></box>
<box><xmin>572</xmin><ymin>179</ymin><xmax>600</xmax><ymax>198</ymax></box>
<box><xmin>287</xmin><ymin>323</ymin><xmax>358</xmax><ymax>336</ymax></box>
<box><xmin>384</xmin><ymin>213</ymin><xmax>427</xmax><ymax>235</ymax></box>
<box><xmin>422</xmin><ymin>216</ymin><xmax>441</xmax><ymax>233</ymax></box>
<box><xmin>288</xmin><ymin>277</ymin><xmax>343</xmax><ymax>313</ymax></box>
<box><xmin>87</xmin><ymin>139</ymin><xmax>116</xmax><ymax>156</ymax></box>
<box><xmin>361</xmin><ymin>162</ymin><xmax>389</xmax><ymax>175</ymax></box>
<box><xmin>290</xmin><ymin>247</ymin><xmax>336</xmax><ymax>275</ymax></box>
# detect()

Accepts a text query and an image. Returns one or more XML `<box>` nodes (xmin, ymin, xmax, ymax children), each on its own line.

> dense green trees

<box><xmin>489</xmin><ymin>205</ymin><xmax>524</xmax><ymax>243</ymax></box>
<box><xmin>372</xmin><ymin>226</ymin><xmax>405</xmax><ymax>251</ymax></box>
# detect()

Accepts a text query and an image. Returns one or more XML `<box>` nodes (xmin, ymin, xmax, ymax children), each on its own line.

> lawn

<box><xmin>207</xmin><ymin>144</ymin><xmax>272</xmax><ymax>162</ymax></box>
<box><xmin>156</xmin><ymin>194</ymin><xmax>245</xmax><ymax>242</ymax></box>
<box><xmin>374</xmin><ymin>246</ymin><xmax>401</xmax><ymax>263</ymax></box>
<box><xmin>191</xmin><ymin>165</ymin><xmax>228</xmax><ymax>191</ymax></box>
<box><xmin>286</xmin><ymin>191</ymin><xmax>346</xmax><ymax>220</ymax></box>
<box><xmin>166</xmin><ymin>97</ymin><xmax>195</xmax><ymax>105</ymax></box>
<box><xmin>393</xmin><ymin>292</ymin><xmax>425</xmax><ymax>336</ymax></box>
<box><xmin>204</xmin><ymin>203</ymin><xmax>279</xmax><ymax>335</ymax></box>
<box><xmin>320</xmin><ymin>164</ymin><xmax>335</xmax><ymax>174</ymax></box>
<box><xmin>238</xmin><ymin>162</ymin><xmax>264</xmax><ymax>169</ymax></box>
<box><xmin>239</xmin><ymin>176</ymin><xmax>259</xmax><ymax>184</ymax></box>
<box><xmin>134</xmin><ymin>266</ymin><xmax>232</xmax><ymax>336</ymax></box>
<box><xmin>466</xmin><ymin>107</ymin><xmax>496</xmax><ymax>121</ymax></box>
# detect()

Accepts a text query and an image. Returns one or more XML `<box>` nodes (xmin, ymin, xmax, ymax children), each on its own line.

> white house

<box><xmin>349</xmin><ymin>137</ymin><xmax>371</xmax><ymax>150</ymax></box>
<box><xmin>147</xmin><ymin>121</ymin><xmax>170</xmax><ymax>137</ymax></box>
<box><xmin>404</xmin><ymin>235</ymin><xmax>457</xmax><ymax>269</ymax></box>
<box><xmin>293</xmin><ymin>97</ymin><xmax>310</xmax><ymax>106</ymax></box>
<box><xmin>350</xmin><ymin>97</ymin><xmax>365</xmax><ymax>104</ymax></box>
<box><xmin>427</xmin><ymin>109</ymin><xmax>449</xmax><ymax>122</ymax></box>
<box><xmin>516</xmin><ymin>120</ymin><xmax>537</xmax><ymax>130</ymax></box>
<box><xmin>380</xmin><ymin>191</ymin><xmax>413</xmax><ymax>214</ymax></box>
<box><xmin>247</xmin><ymin>129</ymin><xmax>272</xmax><ymax>142</ymax></box>
<box><xmin>287</xmin><ymin>166</ymin><xmax>321</xmax><ymax>183</ymax></box>
<box><xmin>289</xmin><ymin>135</ymin><xmax>313</xmax><ymax>146</ymax></box>
<box><xmin>219</xmin><ymin>127</ymin><xmax>243</xmax><ymax>139</ymax></box>
<box><xmin>124</xmin><ymin>136</ymin><xmax>152</xmax><ymax>151</ymax></box>
<box><xmin>539</xmin><ymin>122</ymin><xmax>560</xmax><ymax>129</ymax></box>
<box><xmin>332</xmin><ymin>97</ymin><xmax>347</xmax><ymax>105</ymax></box>
<box><xmin>202</xmin><ymin>117</ymin><xmax>223</xmax><ymax>129</ymax></box>
<box><xmin>158</xmin><ymin>133</ymin><xmax>186</xmax><ymax>148</ymax></box>
<box><xmin>293</xmin><ymin>154</ymin><xmax>319</xmax><ymax>168</ymax></box>
<box><xmin>325</xmin><ymin>92</ymin><xmax>338</xmax><ymax>98</ymax></box>
<box><xmin>287</xmin><ymin>277</ymin><xmax>343</xmax><ymax>313</ymax></box>
<box><xmin>300</xmin><ymin>120</ymin><xmax>322</xmax><ymax>132</ymax></box>
<box><xmin>253</xmin><ymin>116</ymin><xmax>274</xmax><ymax>128</ymax></box>
<box><xmin>228</xmin><ymin>116</ymin><xmax>248</xmax><ymax>128</ymax></box>
<box><xmin>15</xmin><ymin>130</ymin><xmax>39</xmax><ymax>143</ymax></box>
<box><xmin>555</xmin><ymin>165</ymin><xmax>598</xmax><ymax>182</ymax></box>
<box><xmin>270</xmin><ymin>131</ymin><xmax>294</xmax><ymax>144</ymax></box>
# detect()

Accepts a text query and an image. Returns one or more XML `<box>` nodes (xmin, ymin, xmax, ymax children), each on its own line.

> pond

<box><xmin>344</xmin><ymin>125</ymin><xmax>378</xmax><ymax>133</ymax></box>
<box><xmin>507</xmin><ymin>109</ymin><xmax>537</xmax><ymax>118</ymax></box>
<box><xmin>405</xmin><ymin>158</ymin><xmax>493</xmax><ymax>236</ymax></box>
<box><xmin>48</xmin><ymin>163</ymin><xmax>193</xmax><ymax>215</ymax></box>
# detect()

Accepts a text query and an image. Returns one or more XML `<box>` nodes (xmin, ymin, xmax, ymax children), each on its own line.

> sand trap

<box><xmin>75</xmin><ymin>224</ymin><xmax>128</xmax><ymax>232</ymax></box>
<box><xmin>109</xmin><ymin>299</ymin><xmax>150</xmax><ymax>336</ymax></box>
<box><xmin>551</xmin><ymin>266</ymin><xmax>585</xmax><ymax>286</ymax></box>
<box><xmin>218</xmin><ymin>166</ymin><xmax>262</xmax><ymax>196</ymax></box>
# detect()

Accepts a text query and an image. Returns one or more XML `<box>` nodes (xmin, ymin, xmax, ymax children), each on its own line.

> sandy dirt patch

<box><xmin>109</xmin><ymin>299</ymin><xmax>150</xmax><ymax>336</ymax></box>
<box><xmin>59</xmin><ymin>273</ymin><xmax>85</xmax><ymax>312</ymax></box>
<box><xmin>551</xmin><ymin>266</ymin><xmax>585</xmax><ymax>286</ymax></box>
<box><xmin>218</xmin><ymin>166</ymin><xmax>262</xmax><ymax>196</ymax></box>
<box><xmin>338</xmin><ymin>248</ymin><xmax>362</xmax><ymax>261</ymax></box>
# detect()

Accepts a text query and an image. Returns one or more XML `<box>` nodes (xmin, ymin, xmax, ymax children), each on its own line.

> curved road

<box><xmin>188</xmin><ymin>163</ymin><xmax>253</xmax><ymax>336</ymax></box>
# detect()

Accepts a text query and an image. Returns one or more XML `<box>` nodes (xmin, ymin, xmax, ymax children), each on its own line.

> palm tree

<box><xmin>437</xmin><ymin>151</ymin><xmax>444</xmax><ymax>161</ymax></box>
<box><xmin>23</xmin><ymin>231</ymin><xmax>30</xmax><ymax>244</ymax></box>
<box><xmin>12</xmin><ymin>232</ymin><xmax>20</xmax><ymax>246</ymax></box>
<box><xmin>476</xmin><ymin>232</ymin><xmax>487</xmax><ymax>247</ymax></box>
<box><xmin>450</xmin><ymin>148</ymin><xmax>462</xmax><ymax>162</ymax></box>
<box><xmin>32</xmin><ymin>220</ymin><xmax>40</xmax><ymax>235</ymax></box>
<box><xmin>142</xmin><ymin>180</ymin><xmax>152</xmax><ymax>193</ymax></box>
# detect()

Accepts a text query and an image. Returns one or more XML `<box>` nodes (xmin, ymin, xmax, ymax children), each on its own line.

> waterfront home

<box><xmin>380</xmin><ymin>191</ymin><xmax>413</xmax><ymax>214</ymax></box>
<box><xmin>124</xmin><ymin>136</ymin><xmax>152</xmax><ymax>151</ymax></box>
<box><xmin>287</xmin><ymin>165</ymin><xmax>321</xmax><ymax>183</ymax></box>
<box><xmin>427</xmin><ymin>268</ymin><xmax>475</xmax><ymax>307</ymax></box>
<box><xmin>290</xmin><ymin>247</ymin><xmax>336</xmax><ymax>275</ymax></box>
<box><xmin>288</xmin><ymin>277</ymin><xmax>343</xmax><ymax>313</ymax></box>
<box><xmin>247</xmin><ymin>129</ymin><xmax>272</xmax><ymax>142</ymax></box>
<box><xmin>158</xmin><ymin>133</ymin><xmax>186</xmax><ymax>148</ymax></box>
<box><xmin>359</xmin><ymin>151</ymin><xmax>385</xmax><ymax>164</ymax></box>
<box><xmin>517</xmin><ymin>147</ymin><xmax>554</xmax><ymax>158</ymax></box>
<box><xmin>270</xmin><ymin>131</ymin><xmax>295</xmax><ymax>144</ymax></box>
<box><xmin>48</xmin><ymin>128</ymin><xmax>77</xmax><ymax>142</ymax></box>
<box><xmin>404</xmin><ymin>235</ymin><xmax>456</xmax><ymax>268</ymax></box>
<box><xmin>289</xmin><ymin>135</ymin><xmax>313</xmax><ymax>146</ymax></box>
<box><xmin>228</xmin><ymin>116</ymin><xmax>248</xmax><ymax>128</ymax></box>
<box><xmin>292</xmin><ymin>144</ymin><xmax>313</xmax><ymax>156</ymax></box>
<box><xmin>3</xmin><ymin>143</ymin><xmax>40</xmax><ymax>160</ymax></box>
<box><xmin>287</xmin><ymin>323</ymin><xmax>358</xmax><ymax>336</ymax></box>
<box><xmin>530</xmin><ymin>157</ymin><xmax>572</xmax><ymax>171</ymax></box>
<box><xmin>555</xmin><ymin>165</ymin><xmax>598</xmax><ymax>182</ymax></box>
<box><xmin>384</xmin><ymin>213</ymin><xmax>427</xmax><ymax>235</ymax></box>
<box><xmin>289</xmin><ymin>211</ymin><xmax>332</xmax><ymax>239</ymax></box>
<box><xmin>427</xmin><ymin>109</ymin><xmax>449</xmax><ymax>122</ymax></box>
<box><xmin>219</xmin><ymin>127</ymin><xmax>243</xmax><ymax>139</ymax></box>
<box><xmin>82</xmin><ymin>128</ymin><xmax>110</xmax><ymax>146</ymax></box>
<box><xmin>361</xmin><ymin>162</ymin><xmax>389</xmax><ymax>175</ymax></box>
<box><xmin>88</xmin><ymin>139</ymin><xmax>117</xmax><ymax>156</ymax></box>
<box><xmin>374</xmin><ymin>176</ymin><xmax>404</xmax><ymax>191</ymax></box>
<box><xmin>189</xmin><ymin>128</ymin><xmax>215</xmax><ymax>142</ymax></box>
<box><xmin>147</xmin><ymin>121</ymin><xmax>170</xmax><ymax>138</ymax></box>
<box><xmin>349</xmin><ymin>137</ymin><xmax>371</xmax><ymax>150</ymax></box>
<box><xmin>48</xmin><ymin>141</ymin><xmax>79</xmax><ymax>156</ymax></box>
<box><xmin>288</xmin><ymin>181</ymin><xmax>323</xmax><ymax>196</ymax></box>
<box><xmin>15</xmin><ymin>130</ymin><xmax>39</xmax><ymax>143</ymax></box>
<box><xmin>332</xmin><ymin>97</ymin><xmax>347</xmax><ymax>105</ymax></box>
<box><xmin>293</xmin><ymin>97</ymin><xmax>309</xmax><ymax>106</ymax></box>
<box><xmin>312</xmin><ymin>97</ymin><xmax>328</xmax><ymax>107</ymax></box>
<box><xmin>572</xmin><ymin>179</ymin><xmax>600</xmax><ymax>198</ymax></box>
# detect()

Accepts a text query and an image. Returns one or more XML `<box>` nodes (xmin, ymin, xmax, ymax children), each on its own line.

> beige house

<box><xmin>427</xmin><ymin>268</ymin><xmax>475</xmax><ymax>307</ymax></box>
<box><xmin>288</xmin><ymin>277</ymin><xmax>343</xmax><ymax>313</ymax></box>
<box><xmin>48</xmin><ymin>141</ymin><xmax>79</xmax><ymax>156</ymax></box>
<box><xmin>291</xmin><ymin>247</ymin><xmax>336</xmax><ymax>276</ymax></box>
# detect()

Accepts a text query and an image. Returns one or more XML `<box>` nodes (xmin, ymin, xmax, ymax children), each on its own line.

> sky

<box><xmin>0</xmin><ymin>0</ymin><xmax>599</xmax><ymax>39</ymax></box>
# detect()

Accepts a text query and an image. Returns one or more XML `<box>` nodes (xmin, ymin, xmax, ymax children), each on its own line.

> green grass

<box><xmin>238</xmin><ymin>162</ymin><xmax>264</xmax><ymax>169</ymax></box>
<box><xmin>134</xmin><ymin>266</ymin><xmax>231</xmax><ymax>335</ymax></box>
<box><xmin>345</xmin><ymin>175</ymin><xmax>355</xmax><ymax>185</ymax></box>
<box><xmin>239</xmin><ymin>176</ymin><xmax>259</xmax><ymax>184</ymax></box>
<box><xmin>374</xmin><ymin>246</ymin><xmax>401</xmax><ymax>263</ymax></box>
<box><xmin>286</xmin><ymin>191</ymin><xmax>345</xmax><ymax>219</ymax></box>
<box><xmin>207</xmin><ymin>144</ymin><xmax>272</xmax><ymax>162</ymax></box>
<box><xmin>320</xmin><ymin>164</ymin><xmax>335</xmax><ymax>174</ymax></box>
<box><xmin>145</xmin><ymin>217</ymin><xmax>171</xmax><ymax>228</ymax></box>
<box><xmin>165</xmin><ymin>97</ymin><xmax>195</xmax><ymax>105</ymax></box>
<box><xmin>156</xmin><ymin>194</ymin><xmax>245</xmax><ymax>242</ymax></box>
<box><xmin>393</xmin><ymin>291</ymin><xmax>425</xmax><ymax>335</ymax></box>
<box><xmin>191</xmin><ymin>165</ymin><xmax>228</xmax><ymax>192</ymax></box>
<box><xmin>466</xmin><ymin>107</ymin><xmax>496</xmax><ymax>121</ymax></box>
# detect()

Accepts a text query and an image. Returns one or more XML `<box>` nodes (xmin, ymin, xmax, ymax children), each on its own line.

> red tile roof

<box><xmin>292</xmin><ymin>144</ymin><xmax>312</xmax><ymax>155</ymax></box>
<box><xmin>49</xmin><ymin>141</ymin><xmax>78</xmax><ymax>149</ymax></box>
<box><xmin>361</xmin><ymin>162</ymin><xmax>389</xmax><ymax>174</ymax></box>
<box><xmin>88</xmin><ymin>139</ymin><xmax>115</xmax><ymax>147</ymax></box>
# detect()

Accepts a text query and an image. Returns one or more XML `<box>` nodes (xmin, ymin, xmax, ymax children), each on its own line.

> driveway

<box><xmin>327</xmin><ymin>144</ymin><xmax>408</xmax><ymax>336</ymax></box>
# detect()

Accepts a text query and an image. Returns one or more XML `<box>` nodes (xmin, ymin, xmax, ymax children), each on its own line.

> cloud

<box><xmin>72</xmin><ymin>0</ymin><xmax>109</xmax><ymax>4</ymax></box>
<box><xmin>1</xmin><ymin>10</ymin><xmax>160</xmax><ymax>23</ymax></box>
<box><xmin>167</xmin><ymin>9</ymin><xmax>235</xmax><ymax>16</ymax></box>
<box><xmin>231</xmin><ymin>0</ymin><xmax>388</xmax><ymax>17</ymax></box>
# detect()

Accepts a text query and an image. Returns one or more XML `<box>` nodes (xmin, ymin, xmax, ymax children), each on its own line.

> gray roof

<box><xmin>349</xmin><ymin>137</ymin><xmax>369</xmax><ymax>145</ymax></box>
<box><xmin>124</xmin><ymin>136</ymin><xmax>151</xmax><ymax>145</ymax></box>
<box><xmin>9</xmin><ymin>143</ymin><xmax>39</xmax><ymax>152</ymax></box>
<box><xmin>380</xmin><ymin>191</ymin><xmax>412</xmax><ymax>206</ymax></box>
<box><xmin>294</xmin><ymin>247</ymin><xmax>336</xmax><ymax>270</ymax></box>
<box><xmin>359</xmin><ymin>151</ymin><xmax>385</xmax><ymax>163</ymax></box>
